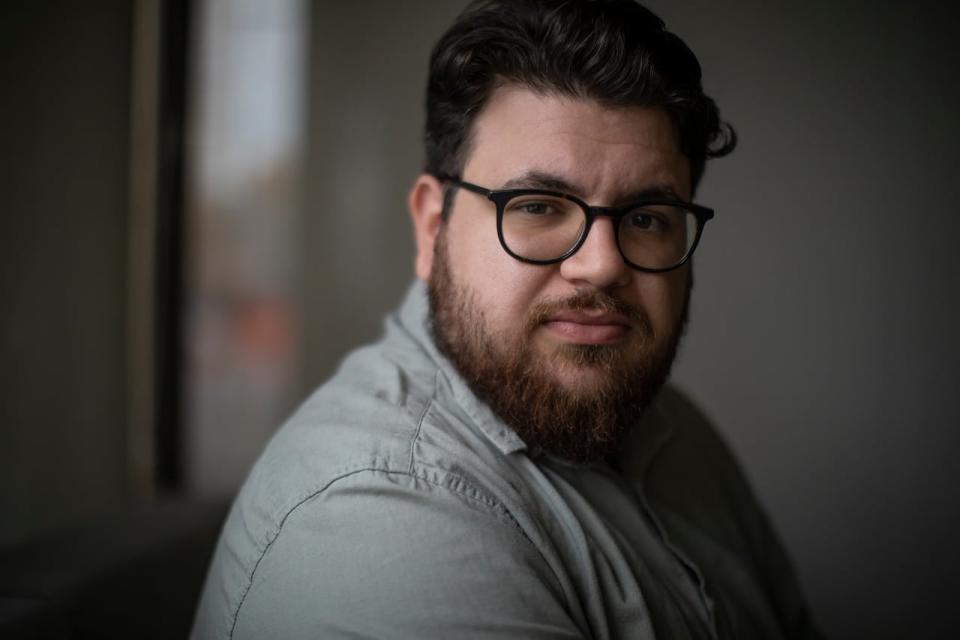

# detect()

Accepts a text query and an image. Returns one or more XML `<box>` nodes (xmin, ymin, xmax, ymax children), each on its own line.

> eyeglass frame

<box><xmin>438</xmin><ymin>176</ymin><xmax>715</xmax><ymax>273</ymax></box>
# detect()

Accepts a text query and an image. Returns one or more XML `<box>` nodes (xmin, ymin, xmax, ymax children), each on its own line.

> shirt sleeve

<box><xmin>229</xmin><ymin>468</ymin><xmax>585</xmax><ymax>640</ymax></box>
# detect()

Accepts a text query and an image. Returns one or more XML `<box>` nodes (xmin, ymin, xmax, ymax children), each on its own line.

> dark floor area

<box><xmin>0</xmin><ymin>499</ymin><xmax>229</xmax><ymax>639</ymax></box>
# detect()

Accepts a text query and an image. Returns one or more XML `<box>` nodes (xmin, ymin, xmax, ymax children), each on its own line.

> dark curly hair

<box><xmin>424</xmin><ymin>0</ymin><xmax>736</xmax><ymax>193</ymax></box>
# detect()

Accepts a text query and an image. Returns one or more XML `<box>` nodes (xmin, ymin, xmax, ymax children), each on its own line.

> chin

<box><xmin>556</xmin><ymin>378</ymin><xmax>614</xmax><ymax>402</ymax></box>
<box><xmin>542</xmin><ymin>353</ymin><xmax>625</xmax><ymax>391</ymax></box>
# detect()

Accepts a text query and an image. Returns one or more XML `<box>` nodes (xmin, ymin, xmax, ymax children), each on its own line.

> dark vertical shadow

<box><xmin>154</xmin><ymin>0</ymin><xmax>192</xmax><ymax>492</ymax></box>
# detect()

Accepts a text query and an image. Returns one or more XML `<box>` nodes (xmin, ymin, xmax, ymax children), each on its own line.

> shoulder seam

<box><xmin>227</xmin><ymin>463</ymin><xmax>516</xmax><ymax>639</ymax></box>
<box><xmin>228</xmin><ymin>466</ymin><xmax>380</xmax><ymax>639</ymax></box>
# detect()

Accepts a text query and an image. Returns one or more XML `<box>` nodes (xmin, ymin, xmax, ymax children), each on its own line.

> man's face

<box><xmin>411</xmin><ymin>85</ymin><xmax>693</xmax><ymax>462</ymax></box>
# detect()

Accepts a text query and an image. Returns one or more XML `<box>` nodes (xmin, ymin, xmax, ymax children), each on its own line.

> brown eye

<box><xmin>625</xmin><ymin>211</ymin><xmax>667</xmax><ymax>232</ymax></box>
<box><xmin>507</xmin><ymin>197</ymin><xmax>566</xmax><ymax>217</ymax></box>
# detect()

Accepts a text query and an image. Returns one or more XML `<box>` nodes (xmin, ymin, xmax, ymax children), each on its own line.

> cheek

<box><xmin>632</xmin><ymin>267</ymin><xmax>689</xmax><ymax>330</ymax></box>
<box><xmin>447</xmin><ymin>217</ymin><xmax>549</xmax><ymax>330</ymax></box>
<box><xmin>473</xmin><ymin>259</ymin><xmax>548</xmax><ymax>331</ymax></box>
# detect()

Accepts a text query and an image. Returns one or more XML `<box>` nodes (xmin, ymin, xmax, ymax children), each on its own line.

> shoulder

<box><xmin>226</xmin><ymin>465</ymin><xmax>575</xmax><ymax>639</ymax></box>
<box><xmin>191</xmin><ymin>338</ymin><xmax>425</xmax><ymax>635</ymax></box>
<box><xmin>250</xmin><ymin>341</ymin><xmax>435</xmax><ymax>520</ymax></box>
<box><xmin>192</xmin><ymin>339</ymin><xmax>541</xmax><ymax>639</ymax></box>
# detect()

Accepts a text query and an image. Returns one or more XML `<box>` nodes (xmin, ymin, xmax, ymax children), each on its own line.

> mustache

<box><xmin>525</xmin><ymin>290</ymin><xmax>651</xmax><ymax>333</ymax></box>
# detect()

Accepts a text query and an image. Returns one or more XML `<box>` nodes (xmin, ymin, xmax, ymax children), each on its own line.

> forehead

<box><xmin>463</xmin><ymin>85</ymin><xmax>691</xmax><ymax>201</ymax></box>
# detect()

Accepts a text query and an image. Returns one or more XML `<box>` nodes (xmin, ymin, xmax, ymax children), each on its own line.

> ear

<box><xmin>408</xmin><ymin>173</ymin><xmax>446</xmax><ymax>281</ymax></box>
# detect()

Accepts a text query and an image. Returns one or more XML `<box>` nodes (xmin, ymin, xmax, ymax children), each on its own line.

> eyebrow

<box><xmin>499</xmin><ymin>169</ymin><xmax>683</xmax><ymax>203</ymax></box>
<box><xmin>501</xmin><ymin>170</ymin><xmax>578</xmax><ymax>192</ymax></box>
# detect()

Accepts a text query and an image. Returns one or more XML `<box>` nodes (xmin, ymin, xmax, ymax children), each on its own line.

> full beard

<box><xmin>427</xmin><ymin>229</ymin><xmax>688</xmax><ymax>464</ymax></box>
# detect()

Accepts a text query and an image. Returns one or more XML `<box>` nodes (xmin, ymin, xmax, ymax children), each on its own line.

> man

<box><xmin>193</xmin><ymin>1</ymin><xmax>820</xmax><ymax>638</ymax></box>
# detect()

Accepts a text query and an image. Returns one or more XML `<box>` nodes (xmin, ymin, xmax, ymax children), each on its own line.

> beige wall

<box><xmin>0</xmin><ymin>2</ymin><xmax>132</xmax><ymax>546</ymax></box>
<box><xmin>300</xmin><ymin>2</ymin><xmax>470</xmax><ymax>391</ymax></box>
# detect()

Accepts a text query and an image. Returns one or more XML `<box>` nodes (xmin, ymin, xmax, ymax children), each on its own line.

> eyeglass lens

<box><xmin>500</xmin><ymin>194</ymin><xmax>696</xmax><ymax>269</ymax></box>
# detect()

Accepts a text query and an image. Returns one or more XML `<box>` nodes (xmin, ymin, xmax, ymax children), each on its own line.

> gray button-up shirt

<box><xmin>192</xmin><ymin>281</ymin><xmax>819</xmax><ymax>639</ymax></box>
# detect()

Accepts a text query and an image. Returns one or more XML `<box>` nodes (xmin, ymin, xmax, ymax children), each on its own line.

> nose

<box><xmin>559</xmin><ymin>216</ymin><xmax>631</xmax><ymax>289</ymax></box>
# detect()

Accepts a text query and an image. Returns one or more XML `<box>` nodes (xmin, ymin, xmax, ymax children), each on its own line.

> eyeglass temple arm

<box><xmin>435</xmin><ymin>175</ymin><xmax>491</xmax><ymax>198</ymax></box>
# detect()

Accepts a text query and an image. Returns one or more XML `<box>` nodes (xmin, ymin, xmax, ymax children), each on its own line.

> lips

<box><xmin>543</xmin><ymin>309</ymin><xmax>631</xmax><ymax>344</ymax></box>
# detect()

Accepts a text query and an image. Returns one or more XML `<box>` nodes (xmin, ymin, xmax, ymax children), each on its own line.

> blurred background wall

<box><xmin>1</xmin><ymin>1</ymin><xmax>132</xmax><ymax>549</ymax></box>
<box><xmin>1</xmin><ymin>1</ymin><xmax>958</xmax><ymax>639</ymax></box>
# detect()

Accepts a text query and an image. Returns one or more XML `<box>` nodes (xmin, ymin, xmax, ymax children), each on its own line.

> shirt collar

<box><xmin>394</xmin><ymin>280</ymin><xmax>528</xmax><ymax>456</ymax></box>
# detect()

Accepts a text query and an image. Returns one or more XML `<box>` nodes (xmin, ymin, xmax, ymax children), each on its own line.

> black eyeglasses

<box><xmin>442</xmin><ymin>177</ymin><xmax>715</xmax><ymax>273</ymax></box>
